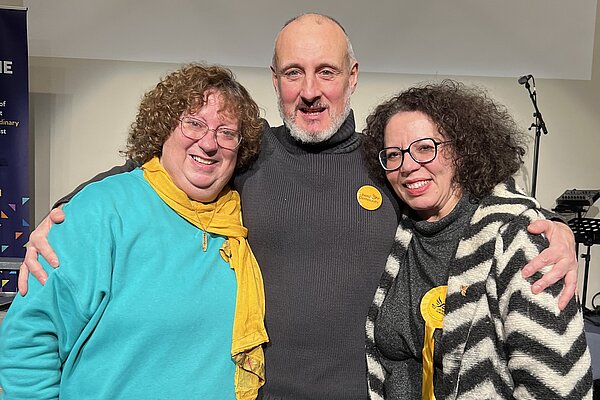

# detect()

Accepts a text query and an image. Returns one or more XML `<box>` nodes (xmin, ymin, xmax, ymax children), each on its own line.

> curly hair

<box><xmin>362</xmin><ymin>80</ymin><xmax>528</xmax><ymax>200</ymax></box>
<box><xmin>124</xmin><ymin>63</ymin><xmax>263</xmax><ymax>170</ymax></box>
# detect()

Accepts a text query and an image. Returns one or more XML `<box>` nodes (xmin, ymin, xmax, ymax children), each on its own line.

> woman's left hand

<box><xmin>522</xmin><ymin>220</ymin><xmax>578</xmax><ymax>310</ymax></box>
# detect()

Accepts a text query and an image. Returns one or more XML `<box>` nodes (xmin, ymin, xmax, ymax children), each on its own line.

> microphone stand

<box><xmin>521</xmin><ymin>76</ymin><xmax>548</xmax><ymax>198</ymax></box>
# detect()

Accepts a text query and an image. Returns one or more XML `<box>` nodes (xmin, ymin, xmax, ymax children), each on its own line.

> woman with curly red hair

<box><xmin>0</xmin><ymin>64</ymin><xmax>267</xmax><ymax>400</ymax></box>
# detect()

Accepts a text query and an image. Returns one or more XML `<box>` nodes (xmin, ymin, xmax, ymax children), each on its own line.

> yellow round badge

<box><xmin>356</xmin><ymin>185</ymin><xmax>383</xmax><ymax>211</ymax></box>
<box><xmin>420</xmin><ymin>285</ymin><xmax>447</xmax><ymax>329</ymax></box>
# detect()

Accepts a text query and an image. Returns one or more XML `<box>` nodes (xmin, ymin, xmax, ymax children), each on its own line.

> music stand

<box><xmin>568</xmin><ymin>218</ymin><xmax>600</xmax><ymax>308</ymax></box>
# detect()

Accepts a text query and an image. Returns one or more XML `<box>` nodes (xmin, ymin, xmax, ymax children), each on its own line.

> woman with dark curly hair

<box><xmin>364</xmin><ymin>80</ymin><xmax>592</xmax><ymax>399</ymax></box>
<box><xmin>0</xmin><ymin>64</ymin><xmax>268</xmax><ymax>399</ymax></box>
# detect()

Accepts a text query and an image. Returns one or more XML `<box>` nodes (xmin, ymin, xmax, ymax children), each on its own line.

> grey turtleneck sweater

<box><xmin>235</xmin><ymin>112</ymin><xmax>400</xmax><ymax>399</ymax></box>
<box><xmin>374</xmin><ymin>195</ymin><xmax>477</xmax><ymax>399</ymax></box>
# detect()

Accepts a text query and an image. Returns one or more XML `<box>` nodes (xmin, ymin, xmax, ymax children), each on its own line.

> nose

<box><xmin>399</xmin><ymin>151</ymin><xmax>421</xmax><ymax>175</ymax></box>
<box><xmin>300</xmin><ymin>73</ymin><xmax>321</xmax><ymax>102</ymax></box>
<box><xmin>196</xmin><ymin>129</ymin><xmax>219</xmax><ymax>154</ymax></box>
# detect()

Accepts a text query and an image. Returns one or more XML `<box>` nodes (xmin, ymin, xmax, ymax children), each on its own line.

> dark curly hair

<box><xmin>362</xmin><ymin>79</ymin><xmax>528</xmax><ymax>200</ymax></box>
<box><xmin>123</xmin><ymin>63</ymin><xmax>263</xmax><ymax>170</ymax></box>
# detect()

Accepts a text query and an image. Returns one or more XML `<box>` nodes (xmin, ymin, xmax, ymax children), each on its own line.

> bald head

<box><xmin>272</xmin><ymin>13</ymin><xmax>356</xmax><ymax>73</ymax></box>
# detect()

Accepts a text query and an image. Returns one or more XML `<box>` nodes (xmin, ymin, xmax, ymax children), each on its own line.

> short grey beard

<box><xmin>278</xmin><ymin>94</ymin><xmax>352</xmax><ymax>144</ymax></box>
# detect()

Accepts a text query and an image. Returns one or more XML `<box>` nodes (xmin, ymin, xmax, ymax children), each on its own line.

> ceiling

<box><xmin>22</xmin><ymin>0</ymin><xmax>598</xmax><ymax>80</ymax></box>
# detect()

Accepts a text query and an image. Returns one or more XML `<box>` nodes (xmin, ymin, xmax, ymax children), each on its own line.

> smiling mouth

<box><xmin>299</xmin><ymin>105</ymin><xmax>327</xmax><ymax>115</ymax></box>
<box><xmin>190</xmin><ymin>154</ymin><xmax>215</xmax><ymax>165</ymax></box>
<box><xmin>404</xmin><ymin>180</ymin><xmax>429</xmax><ymax>189</ymax></box>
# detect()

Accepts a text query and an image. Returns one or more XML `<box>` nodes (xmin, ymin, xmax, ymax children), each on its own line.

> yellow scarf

<box><xmin>143</xmin><ymin>157</ymin><xmax>268</xmax><ymax>400</ymax></box>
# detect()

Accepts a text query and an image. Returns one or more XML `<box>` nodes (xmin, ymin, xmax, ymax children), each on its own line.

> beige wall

<box><xmin>4</xmin><ymin>0</ymin><xmax>600</xmax><ymax>307</ymax></box>
<box><xmin>29</xmin><ymin>59</ymin><xmax>600</xmax><ymax>218</ymax></box>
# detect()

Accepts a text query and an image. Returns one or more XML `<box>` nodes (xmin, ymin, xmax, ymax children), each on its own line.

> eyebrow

<box><xmin>183</xmin><ymin>115</ymin><xmax>239</xmax><ymax>130</ymax></box>
<box><xmin>278</xmin><ymin>62</ymin><xmax>343</xmax><ymax>72</ymax></box>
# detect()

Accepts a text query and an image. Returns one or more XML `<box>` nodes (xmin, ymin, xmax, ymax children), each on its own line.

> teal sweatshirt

<box><xmin>0</xmin><ymin>169</ymin><xmax>237</xmax><ymax>399</ymax></box>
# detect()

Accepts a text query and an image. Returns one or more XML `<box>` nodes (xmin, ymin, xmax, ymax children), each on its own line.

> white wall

<box><xmin>21</xmin><ymin>0</ymin><xmax>598</xmax><ymax>80</ymax></box>
<box><xmin>5</xmin><ymin>0</ymin><xmax>600</xmax><ymax>307</ymax></box>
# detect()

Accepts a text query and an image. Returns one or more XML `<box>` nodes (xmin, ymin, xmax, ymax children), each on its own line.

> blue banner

<box><xmin>0</xmin><ymin>7</ymin><xmax>29</xmax><ymax>258</ymax></box>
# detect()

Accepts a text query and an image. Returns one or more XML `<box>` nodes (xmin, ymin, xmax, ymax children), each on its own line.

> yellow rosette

<box><xmin>420</xmin><ymin>285</ymin><xmax>447</xmax><ymax>400</ymax></box>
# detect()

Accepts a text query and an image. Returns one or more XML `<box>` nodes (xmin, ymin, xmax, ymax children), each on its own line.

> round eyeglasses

<box><xmin>179</xmin><ymin>117</ymin><xmax>242</xmax><ymax>150</ymax></box>
<box><xmin>378</xmin><ymin>138</ymin><xmax>451</xmax><ymax>171</ymax></box>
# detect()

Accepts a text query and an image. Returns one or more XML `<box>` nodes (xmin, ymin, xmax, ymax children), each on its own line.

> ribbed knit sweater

<box><xmin>374</xmin><ymin>195</ymin><xmax>477</xmax><ymax>399</ymax></box>
<box><xmin>235</xmin><ymin>112</ymin><xmax>400</xmax><ymax>399</ymax></box>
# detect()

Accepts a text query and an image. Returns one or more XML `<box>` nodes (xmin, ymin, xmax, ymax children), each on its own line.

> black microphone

<box><xmin>518</xmin><ymin>74</ymin><xmax>533</xmax><ymax>85</ymax></box>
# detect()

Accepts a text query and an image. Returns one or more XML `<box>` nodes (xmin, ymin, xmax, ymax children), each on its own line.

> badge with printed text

<box><xmin>356</xmin><ymin>185</ymin><xmax>383</xmax><ymax>211</ymax></box>
<box><xmin>420</xmin><ymin>285</ymin><xmax>447</xmax><ymax>329</ymax></box>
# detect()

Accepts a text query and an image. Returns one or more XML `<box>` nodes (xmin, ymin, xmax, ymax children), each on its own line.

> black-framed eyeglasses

<box><xmin>179</xmin><ymin>117</ymin><xmax>242</xmax><ymax>150</ymax></box>
<box><xmin>378</xmin><ymin>138</ymin><xmax>451</xmax><ymax>171</ymax></box>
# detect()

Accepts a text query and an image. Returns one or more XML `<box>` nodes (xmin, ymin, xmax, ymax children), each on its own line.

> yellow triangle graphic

<box><xmin>1</xmin><ymin>279</ymin><xmax>8</xmax><ymax>288</ymax></box>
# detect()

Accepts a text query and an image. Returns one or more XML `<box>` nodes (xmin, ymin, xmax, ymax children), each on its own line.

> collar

<box><xmin>275</xmin><ymin>110</ymin><xmax>361</xmax><ymax>155</ymax></box>
<box><xmin>407</xmin><ymin>194</ymin><xmax>477</xmax><ymax>237</ymax></box>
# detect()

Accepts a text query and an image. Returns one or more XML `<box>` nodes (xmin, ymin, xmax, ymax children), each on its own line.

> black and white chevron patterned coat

<box><xmin>366</xmin><ymin>179</ymin><xmax>593</xmax><ymax>399</ymax></box>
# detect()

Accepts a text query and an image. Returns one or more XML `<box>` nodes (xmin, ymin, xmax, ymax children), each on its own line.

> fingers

<box><xmin>18</xmin><ymin>245</ymin><xmax>50</xmax><ymax>296</ymax></box>
<box><xmin>558</xmin><ymin>270</ymin><xmax>578</xmax><ymax>311</ymax></box>
<box><xmin>17</xmin><ymin>263</ymin><xmax>30</xmax><ymax>296</ymax></box>
<box><xmin>16</xmin><ymin>209</ymin><xmax>64</xmax><ymax>295</ymax></box>
<box><xmin>522</xmin><ymin>252</ymin><xmax>550</xmax><ymax>279</ymax></box>
<box><xmin>527</xmin><ymin>251</ymin><xmax>569</xmax><ymax>294</ymax></box>
<box><xmin>526</xmin><ymin>219</ymin><xmax>551</xmax><ymax>235</ymax></box>
<box><xmin>523</xmin><ymin>219</ymin><xmax>558</xmax><ymax>278</ymax></box>
<box><xmin>21</xmin><ymin>241</ymin><xmax>49</xmax><ymax>289</ymax></box>
<box><xmin>34</xmin><ymin>238</ymin><xmax>59</xmax><ymax>269</ymax></box>
<box><xmin>523</xmin><ymin>245</ymin><xmax>578</xmax><ymax>310</ymax></box>
<box><xmin>524</xmin><ymin>219</ymin><xmax>578</xmax><ymax>308</ymax></box>
<box><xmin>529</xmin><ymin>261</ymin><xmax>577</xmax><ymax>311</ymax></box>
<box><xmin>48</xmin><ymin>207</ymin><xmax>65</xmax><ymax>224</ymax></box>
<box><xmin>30</xmin><ymin>212</ymin><xmax>60</xmax><ymax>268</ymax></box>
